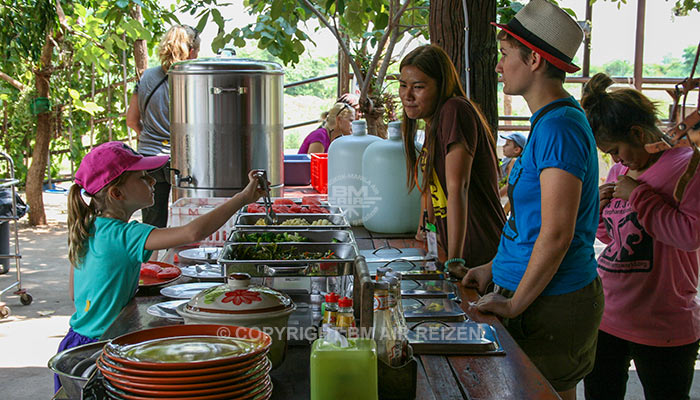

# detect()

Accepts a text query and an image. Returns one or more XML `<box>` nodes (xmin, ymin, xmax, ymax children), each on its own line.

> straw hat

<box><xmin>492</xmin><ymin>0</ymin><xmax>584</xmax><ymax>73</ymax></box>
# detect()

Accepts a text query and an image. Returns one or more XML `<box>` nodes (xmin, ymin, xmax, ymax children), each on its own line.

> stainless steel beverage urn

<box><xmin>169</xmin><ymin>56</ymin><xmax>284</xmax><ymax>199</ymax></box>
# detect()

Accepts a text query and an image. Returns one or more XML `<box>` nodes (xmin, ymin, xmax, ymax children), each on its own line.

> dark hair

<box><xmin>497</xmin><ymin>30</ymin><xmax>566</xmax><ymax>82</ymax></box>
<box><xmin>400</xmin><ymin>44</ymin><xmax>496</xmax><ymax>193</ymax></box>
<box><xmin>581</xmin><ymin>73</ymin><xmax>661</xmax><ymax>145</ymax></box>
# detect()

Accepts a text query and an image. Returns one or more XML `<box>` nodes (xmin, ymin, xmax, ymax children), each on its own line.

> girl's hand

<box><xmin>461</xmin><ymin>263</ymin><xmax>492</xmax><ymax>294</ymax></box>
<box><xmin>475</xmin><ymin>293</ymin><xmax>517</xmax><ymax>318</ymax></box>
<box><xmin>599</xmin><ymin>182</ymin><xmax>615</xmax><ymax>211</ymax></box>
<box><xmin>240</xmin><ymin>170</ymin><xmax>266</xmax><ymax>204</ymax></box>
<box><xmin>613</xmin><ymin>175</ymin><xmax>639</xmax><ymax>201</ymax></box>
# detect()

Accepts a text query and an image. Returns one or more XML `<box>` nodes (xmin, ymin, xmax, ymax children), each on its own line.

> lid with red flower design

<box><xmin>184</xmin><ymin>273</ymin><xmax>294</xmax><ymax>315</ymax></box>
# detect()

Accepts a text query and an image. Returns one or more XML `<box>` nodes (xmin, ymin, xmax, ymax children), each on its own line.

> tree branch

<box><xmin>358</xmin><ymin>0</ymin><xmax>412</xmax><ymax>107</ymax></box>
<box><xmin>55</xmin><ymin>0</ymin><xmax>106</xmax><ymax>50</ymax></box>
<box><xmin>375</xmin><ymin>24</ymin><xmax>400</xmax><ymax>95</ymax></box>
<box><xmin>0</xmin><ymin>72</ymin><xmax>25</xmax><ymax>91</ymax></box>
<box><xmin>298</xmin><ymin>0</ymin><xmax>365</xmax><ymax>88</ymax></box>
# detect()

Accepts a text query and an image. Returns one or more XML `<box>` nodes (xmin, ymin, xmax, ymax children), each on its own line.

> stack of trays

<box><xmin>95</xmin><ymin>325</ymin><xmax>273</xmax><ymax>400</ymax></box>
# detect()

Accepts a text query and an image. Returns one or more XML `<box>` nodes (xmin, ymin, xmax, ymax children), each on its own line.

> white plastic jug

<box><xmin>327</xmin><ymin>120</ymin><xmax>383</xmax><ymax>226</ymax></box>
<box><xmin>362</xmin><ymin>121</ymin><xmax>421</xmax><ymax>233</ymax></box>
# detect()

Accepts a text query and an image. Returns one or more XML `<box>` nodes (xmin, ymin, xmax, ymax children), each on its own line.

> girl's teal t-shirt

<box><xmin>70</xmin><ymin>217</ymin><xmax>154</xmax><ymax>338</ymax></box>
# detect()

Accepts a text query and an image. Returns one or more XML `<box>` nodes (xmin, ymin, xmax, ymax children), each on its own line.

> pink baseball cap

<box><xmin>75</xmin><ymin>141</ymin><xmax>169</xmax><ymax>195</ymax></box>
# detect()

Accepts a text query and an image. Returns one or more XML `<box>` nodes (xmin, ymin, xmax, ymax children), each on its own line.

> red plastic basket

<box><xmin>310</xmin><ymin>153</ymin><xmax>328</xmax><ymax>194</ymax></box>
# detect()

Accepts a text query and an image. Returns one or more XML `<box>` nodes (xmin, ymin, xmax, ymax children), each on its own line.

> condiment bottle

<box><xmin>336</xmin><ymin>296</ymin><xmax>356</xmax><ymax>330</ymax></box>
<box><xmin>322</xmin><ymin>292</ymin><xmax>339</xmax><ymax>328</ymax></box>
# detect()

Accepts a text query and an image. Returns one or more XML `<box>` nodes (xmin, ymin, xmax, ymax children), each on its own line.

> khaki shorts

<box><xmin>498</xmin><ymin>277</ymin><xmax>604</xmax><ymax>391</ymax></box>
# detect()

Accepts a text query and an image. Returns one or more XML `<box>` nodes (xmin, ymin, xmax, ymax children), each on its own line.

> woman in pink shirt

<box><xmin>581</xmin><ymin>73</ymin><xmax>700</xmax><ymax>400</ymax></box>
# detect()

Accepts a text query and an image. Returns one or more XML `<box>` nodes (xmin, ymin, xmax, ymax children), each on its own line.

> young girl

<box><xmin>55</xmin><ymin>141</ymin><xmax>263</xmax><ymax>392</ymax></box>
<box><xmin>581</xmin><ymin>73</ymin><xmax>700</xmax><ymax>400</ymax></box>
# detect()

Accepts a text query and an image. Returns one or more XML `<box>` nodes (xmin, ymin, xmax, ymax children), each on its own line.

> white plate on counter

<box><xmin>178</xmin><ymin>247</ymin><xmax>222</xmax><ymax>263</ymax></box>
<box><xmin>160</xmin><ymin>282</ymin><xmax>220</xmax><ymax>299</ymax></box>
<box><xmin>146</xmin><ymin>300</ymin><xmax>187</xmax><ymax>320</ymax></box>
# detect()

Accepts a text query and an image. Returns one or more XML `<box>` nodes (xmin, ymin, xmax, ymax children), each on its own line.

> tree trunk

<box><xmin>430</xmin><ymin>0</ymin><xmax>498</xmax><ymax>133</ymax></box>
<box><xmin>26</xmin><ymin>35</ymin><xmax>56</xmax><ymax>226</ymax></box>
<box><xmin>130</xmin><ymin>5</ymin><xmax>148</xmax><ymax>78</ymax></box>
<box><xmin>365</xmin><ymin>105</ymin><xmax>387</xmax><ymax>139</ymax></box>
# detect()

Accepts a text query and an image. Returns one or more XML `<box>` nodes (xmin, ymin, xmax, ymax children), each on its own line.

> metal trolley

<box><xmin>0</xmin><ymin>151</ymin><xmax>31</xmax><ymax>319</ymax></box>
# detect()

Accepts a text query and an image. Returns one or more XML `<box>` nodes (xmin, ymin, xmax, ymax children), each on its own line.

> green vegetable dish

<box><xmin>231</xmin><ymin>244</ymin><xmax>338</xmax><ymax>261</ymax></box>
<box><xmin>234</xmin><ymin>232</ymin><xmax>310</xmax><ymax>243</ymax></box>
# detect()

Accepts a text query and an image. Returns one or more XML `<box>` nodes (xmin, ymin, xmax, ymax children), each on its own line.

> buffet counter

<box><xmin>98</xmin><ymin>224</ymin><xmax>559</xmax><ymax>400</ymax></box>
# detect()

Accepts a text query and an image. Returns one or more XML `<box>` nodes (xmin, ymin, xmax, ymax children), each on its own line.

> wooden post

<box><xmin>633</xmin><ymin>0</ymin><xmax>646</xmax><ymax>91</ymax></box>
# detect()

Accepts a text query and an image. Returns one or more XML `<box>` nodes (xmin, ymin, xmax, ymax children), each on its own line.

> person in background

<box><xmin>126</xmin><ymin>25</ymin><xmax>200</xmax><ymax>229</ymax></box>
<box><xmin>463</xmin><ymin>1</ymin><xmax>603</xmax><ymax>399</ymax></box>
<box><xmin>498</xmin><ymin>132</ymin><xmax>527</xmax><ymax>200</ymax></box>
<box><xmin>399</xmin><ymin>44</ymin><xmax>506</xmax><ymax>280</ymax></box>
<box><xmin>298</xmin><ymin>102</ymin><xmax>355</xmax><ymax>154</ymax></box>
<box><xmin>580</xmin><ymin>73</ymin><xmax>700</xmax><ymax>400</ymax></box>
<box><xmin>54</xmin><ymin>142</ymin><xmax>263</xmax><ymax>393</ymax></box>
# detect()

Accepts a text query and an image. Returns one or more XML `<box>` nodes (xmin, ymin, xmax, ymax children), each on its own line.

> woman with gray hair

<box><xmin>298</xmin><ymin>102</ymin><xmax>355</xmax><ymax>154</ymax></box>
<box><xmin>126</xmin><ymin>24</ymin><xmax>201</xmax><ymax>228</ymax></box>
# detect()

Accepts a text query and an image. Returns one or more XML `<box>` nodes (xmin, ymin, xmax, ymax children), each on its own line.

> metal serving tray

<box><xmin>368</xmin><ymin>259</ymin><xmax>446</xmax><ymax>280</ymax></box>
<box><xmin>227</xmin><ymin>229</ymin><xmax>355</xmax><ymax>244</ymax></box>
<box><xmin>244</xmin><ymin>205</ymin><xmax>343</xmax><ymax>214</ymax></box>
<box><xmin>402</xmin><ymin>298</ymin><xmax>466</xmax><ymax>322</ymax></box>
<box><xmin>219</xmin><ymin>243</ymin><xmax>358</xmax><ymax>277</ymax></box>
<box><xmin>234</xmin><ymin>213</ymin><xmax>351</xmax><ymax>229</ymax></box>
<box><xmin>401</xmin><ymin>279</ymin><xmax>457</xmax><ymax>299</ymax></box>
<box><xmin>406</xmin><ymin>321</ymin><xmax>504</xmax><ymax>355</ymax></box>
<box><xmin>256</xmin><ymin>197</ymin><xmax>331</xmax><ymax>206</ymax></box>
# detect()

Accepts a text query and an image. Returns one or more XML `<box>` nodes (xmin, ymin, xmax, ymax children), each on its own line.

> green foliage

<box><xmin>0</xmin><ymin>0</ymin><xmax>232</xmax><ymax>185</ymax></box>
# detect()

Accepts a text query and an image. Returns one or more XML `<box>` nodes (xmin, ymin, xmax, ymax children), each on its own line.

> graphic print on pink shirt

<box><xmin>599</xmin><ymin>198</ymin><xmax>653</xmax><ymax>273</ymax></box>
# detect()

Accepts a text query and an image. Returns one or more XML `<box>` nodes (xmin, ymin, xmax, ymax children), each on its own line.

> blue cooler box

<box><xmin>284</xmin><ymin>154</ymin><xmax>312</xmax><ymax>186</ymax></box>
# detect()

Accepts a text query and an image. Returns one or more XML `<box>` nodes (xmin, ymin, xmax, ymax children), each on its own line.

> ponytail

<box><xmin>67</xmin><ymin>184</ymin><xmax>95</xmax><ymax>267</ymax></box>
<box><xmin>67</xmin><ymin>171</ymin><xmax>132</xmax><ymax>267</ymax></box>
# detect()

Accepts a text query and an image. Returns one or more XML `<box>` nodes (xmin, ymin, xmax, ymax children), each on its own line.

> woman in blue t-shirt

<box><xmin>463</xmin><ymin>2</ymin><xmax>604</xmax><ymax>399</ymax></box>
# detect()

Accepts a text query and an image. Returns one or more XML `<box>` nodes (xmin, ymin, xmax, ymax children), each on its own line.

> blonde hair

<box><xmin>67</xmin><ymin>172</ymin><xmax>133</xmax><ymax>267</ymax></box>
<box><xmin>324</xmin><ymin>102</ymin><xmax>354</xmax><ymax>132</ymax></box>
<box><xmin>159</xmin><ymin>25</ymin><xmax>201</xmax><ymax>71</ymax></box>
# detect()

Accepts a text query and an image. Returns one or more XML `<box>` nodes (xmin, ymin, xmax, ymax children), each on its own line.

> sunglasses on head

<box><xmin>184</xmin><ymin>25</ymin><xmax>199</xmax><ymax>40</ymax></box>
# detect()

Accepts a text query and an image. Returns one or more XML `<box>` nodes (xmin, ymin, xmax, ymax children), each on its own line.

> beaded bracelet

<box><xmin>444</xmin><ymin>258</ymin><xmax>466</xmax><ymax>268</ymax></box>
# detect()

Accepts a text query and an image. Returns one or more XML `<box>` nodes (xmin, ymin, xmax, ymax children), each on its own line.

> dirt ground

<box><xmin>0</xmin><ymin>187</ymin><xmax>698</xmax><ymax>399</ymax></box>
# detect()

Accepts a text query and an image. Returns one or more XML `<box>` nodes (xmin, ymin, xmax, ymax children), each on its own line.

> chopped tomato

<box><xmin>273</xmin><ymin>198</ymin><xmax>296</xmax><ymax>205</ymax></box>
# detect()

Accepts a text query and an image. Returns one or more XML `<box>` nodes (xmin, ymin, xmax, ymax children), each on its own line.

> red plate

<box><xmin>139</xmin><ymin>261</ymin><xmax>181</xmax><ymax>287</ymax></box>
<box><xmin>104</xmin><ymin>375</ymin><xmax>272</xmax><ymax>400</ymax></box>
<box><xmin>107</xmin><ymin>365</ymin><xmax>268</xmax><ymax>397</ymax></box>
<box><xmin>103</xmin><ymin>325</ymin><xmax>271</xmax><ymax>370</ymax></box>
<box><xmin>99</xmin><ymin>351</ymin><xmax>267</xmax><ymax>379</ymax></box>
<box><xmin>97</xmin><ymin>354</ymin><xmax>269</xmax><ymax>385</ymax></box>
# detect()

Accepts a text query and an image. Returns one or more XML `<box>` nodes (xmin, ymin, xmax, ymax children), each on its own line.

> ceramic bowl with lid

<box><xmin>177</xmin><ymin>273</ymin><xmax>296</xmax><ymax>368</ymax></box>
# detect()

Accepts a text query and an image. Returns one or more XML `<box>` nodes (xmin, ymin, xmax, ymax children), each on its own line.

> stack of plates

<box><xmin>96</xmin><ymin>325</ymin><xmax>273</xmax><ymax>400</ymax></box>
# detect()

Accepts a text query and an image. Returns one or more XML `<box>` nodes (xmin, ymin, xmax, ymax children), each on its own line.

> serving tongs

<box><xmin>255</xmin><ymin>170</ymin><xmax>277</xmax><ymax>225</ymax></box>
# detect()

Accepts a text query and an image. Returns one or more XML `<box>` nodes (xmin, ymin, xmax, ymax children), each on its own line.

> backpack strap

<box><xmin>674</xmin><ymin>147</ymin><xmax>700</xmax><ymax>202</ymax></box>
<box><xmin>528</xmin><ymin>100</ymin><xmax>580</xmax><ymax>141</ymax></box>
<box><xmin>142</xmin><ymin>74</ymin><xmax>168</xmax><ymax>112</ymax></box>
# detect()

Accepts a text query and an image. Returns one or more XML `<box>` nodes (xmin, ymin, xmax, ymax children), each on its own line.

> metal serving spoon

<box><xmin>255</xmin><ymin>170</ymin><xmax>277</xmax><ymax>225</ymax></box>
